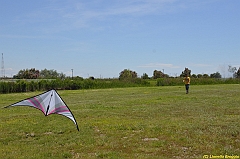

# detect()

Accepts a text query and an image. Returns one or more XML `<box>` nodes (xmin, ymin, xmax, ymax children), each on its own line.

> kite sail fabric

<box><xmin>5</xmin><ymin>89</ymin><xmax>79</xmax><ymax>131</ymax></box>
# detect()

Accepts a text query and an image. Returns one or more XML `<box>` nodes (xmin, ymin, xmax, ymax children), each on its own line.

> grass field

<box><xmin>0</xmin><ymin>84</ymin><xmax>240</xmax><ymax>159</ymax></box>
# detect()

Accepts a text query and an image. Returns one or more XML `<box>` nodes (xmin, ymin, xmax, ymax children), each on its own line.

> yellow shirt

<box><xmin>183</xmin><ymin>77</ymin><xmax>190</xmax><ymax>84</ymax></box>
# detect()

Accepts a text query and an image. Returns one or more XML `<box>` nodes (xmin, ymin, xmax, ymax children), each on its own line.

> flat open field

<box><xmin>0</xmin><ymin>85</ymin><xmax>240</xmax><ymax>159</ymax></box>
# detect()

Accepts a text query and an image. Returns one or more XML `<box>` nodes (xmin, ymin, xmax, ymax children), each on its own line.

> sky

<box><xmin>1</xmin><ymin>0</ymin><xmax>240</xmax><ymax>78</ymax></box>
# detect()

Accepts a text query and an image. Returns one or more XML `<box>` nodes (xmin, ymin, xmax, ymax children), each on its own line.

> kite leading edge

<box><xmin>4</xmin><ymin>89</ymin><xmax>79</xmax><ymax>131</ymax></box>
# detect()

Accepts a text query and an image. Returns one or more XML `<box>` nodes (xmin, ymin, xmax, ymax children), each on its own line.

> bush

<box><xmin>0</xmin><ymin>78</ymin><xmax>151</xmax><ymax>93</ymax></box>
<box><xmin>156</xmin><ymin>77</ymin><xmax>240</xmax><ymax>86</ymax></box>
<box><xmin>157</xmin><ymin>78</ymin><xmax>182</xmax><ymax>86</ymax></box>
<box><xmin>1</xmin><ymin>78</ymin><xmax>240</xmax><ymax>94</ymax></box>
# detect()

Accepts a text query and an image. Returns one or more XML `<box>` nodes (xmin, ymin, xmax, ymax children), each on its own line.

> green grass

<box><xmin>0</xmin><ymin>85</ymin><xmax>240</xmax><ymax>159</ymax></box>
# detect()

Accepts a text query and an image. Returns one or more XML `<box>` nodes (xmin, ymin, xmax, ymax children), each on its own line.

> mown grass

<box><xmin>0</xmin><ymin>84</ymin><xmax>240</xmax><ymax>158</ymax></box>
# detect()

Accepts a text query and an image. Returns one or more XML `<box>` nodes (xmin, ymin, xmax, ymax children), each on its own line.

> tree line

<box><xmin>120</xmin><ymin>67</ymin><xmax>240</xmax><ymax>80</ymax></box>
<box><xmin>13</xmin><ymin>68</ymin><xmax>66</xmax><ymax>79</ymax></box>
<box><xmin>1</xmin><ymin>67</ymin><xmax>240</xmax><ymax>94</ymax></box>
<box><xmin>7</xmin><ymin>66</ymin><xmax>240</xmax><ymax>80</ymax></box>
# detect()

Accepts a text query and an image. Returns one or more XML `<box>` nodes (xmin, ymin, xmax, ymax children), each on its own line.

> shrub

<box><xmin>1</xmin><ymin>78</ymin><xmax>240</xmax><ymax>94</ymax></box>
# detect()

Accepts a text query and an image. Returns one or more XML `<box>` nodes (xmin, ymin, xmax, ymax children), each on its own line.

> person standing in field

<box><xmin>183</xmin><ymin>74</ymin><xmax>190</xmax><ymax>94</ymax></box>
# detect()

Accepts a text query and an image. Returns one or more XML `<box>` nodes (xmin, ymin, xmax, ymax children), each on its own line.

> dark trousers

<box><xmin>185</xmin><ymin>84</ymin><xmax>190</xmax><ymax>93</ymax></box>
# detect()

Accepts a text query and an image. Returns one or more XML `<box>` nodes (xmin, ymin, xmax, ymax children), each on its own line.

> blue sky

<box><xmin>1</xmin><ymin>0</ymin><xmax>240</xmax><ymax>78</ymax></box>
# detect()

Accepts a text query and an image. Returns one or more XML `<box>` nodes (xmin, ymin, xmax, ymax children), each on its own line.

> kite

<box><xmin>5</xmin><ymin>89</ymin><xmax>79</xmax><ymax>131</ymax></box>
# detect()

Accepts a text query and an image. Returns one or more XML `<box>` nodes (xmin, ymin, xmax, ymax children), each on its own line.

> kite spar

<box><xmin>5</xmin><ymin>89</ymin><xmax>79</xmax><ymax>131</ymax></box>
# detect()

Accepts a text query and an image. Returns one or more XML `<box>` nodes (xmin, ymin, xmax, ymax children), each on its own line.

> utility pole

<box><xmin>1</xmin><ymin>53</ymin><xmax>5</xmax><ymax>79</ymax></box>
<box><xmin>71</xmin><ymin>69</ymin><xmax>73</xmax><ymax>79</ymax></box>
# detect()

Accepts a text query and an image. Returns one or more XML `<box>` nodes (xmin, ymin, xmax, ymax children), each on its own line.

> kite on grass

<box><xmin>4</xmin><ymin>89</ymin><xmax>79</xmax><ymax>131</ymax></box>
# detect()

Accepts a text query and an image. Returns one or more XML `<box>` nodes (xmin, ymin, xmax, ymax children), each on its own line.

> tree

<box><xmin>180</xmin><ymin>68</ymin><xmax>191</xmax><ymax>77</ymax></box>
<box><xmin>14</xmin><ymin>68</ymin><xmax>40</xmax><ymax>79</ymax></box>
<box><xmin>153</xmin><ymin>70</ymin><xmax>165</xmax><ymax>79</ymax></box>
<box><xmin>58</xmin><ymin>72</ymin><xmax>66</xmax><ymax>79</ymax></box>
<box><xmin>141</xmin><ymin>73</ymin><xmax>149</xmax><ymax>79</ymax></box>
<box><xmin>197</xmin><ymin>74</ymin><xmax>203</xmax><ymax>78</ymax></box>
<box><xmin>236</xmin><ymin>67</ymin><xmax>240</xmax><ymax>78</ymax></box>
<box><xmin>14</xmin><ymin>68</ymin><xmax>66</xmax><ymax>79</ymax></box>
<box><xmin>202</xmin><ymin>74</ymin><xmax>209</xmax><ymax>78</ymax></box>
<box><xmin>210</xmin><ymin>72</ymin><xmax>222</xmax><ymax>78</ymax></box>
<box><xmin>228</xmin><ymin>65</ymin><xmax>237</xmax><ymax>78</ymax></box>
<box><xmin>89</xmin><ymin>76</ymin><xmax>95</xmax><ymax>80</ymax></box>
<box><xmin>29</xmin><ymin>68</ymin><xmax>40</xmax><ymax>79</ymax></box>
<box><xmin>192</xmin><ymin>74</ymin><xmax>197</xmax><ymax>78</ymax></box>
<box><xmin>119</xmin><ymin>69</ymin><xmax>137</xmax><ymax>80</ymax></box>
<box><xmin>40</xmin><ymin>69</ymin><xmax>65</xmax><ymax>79</ymax></box>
